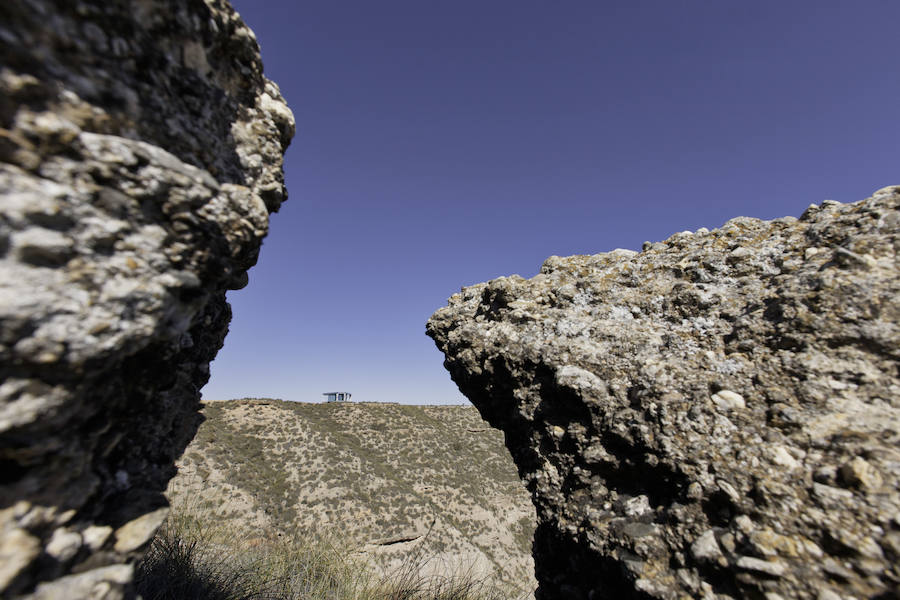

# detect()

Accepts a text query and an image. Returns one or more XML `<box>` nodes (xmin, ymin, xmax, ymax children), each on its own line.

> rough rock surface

<box><xmin>428</xmin><ymin>188</ymin><xmax>900</xmax><ymax>600</ymax></box>
<box><xmin>0</xmin><ymin>1</ymin><xmax>293</xmax><ymax>598</ymax></box>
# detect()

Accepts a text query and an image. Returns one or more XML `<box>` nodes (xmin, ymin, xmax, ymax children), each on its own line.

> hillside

<box><xmin>168</xmin><ymin>399</ymin><xmax>536</xmax><ymax>595</ymax></box>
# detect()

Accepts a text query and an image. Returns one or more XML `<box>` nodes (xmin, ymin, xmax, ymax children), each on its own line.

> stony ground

<box><xmin>168</xmin><ymin>399</ymin><xmax>537</xmax><ymax>596</ymax></box>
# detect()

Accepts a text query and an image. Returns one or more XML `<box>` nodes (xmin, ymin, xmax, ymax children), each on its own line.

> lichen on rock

<box><xmin>428</xmin><ymin>187</ymin><xmax>900</xmax><ymax>599</ymax></box>
<box><xmin>0</xmin><ymin>0</ymin><xmax>293</xmax><ymax>597</ymax></box>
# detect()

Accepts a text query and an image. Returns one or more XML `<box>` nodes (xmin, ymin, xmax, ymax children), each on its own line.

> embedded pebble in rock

<box><xmin>112</xmin><ymin>507</ymin><xmax>170</xmax><ymax>554</ymax></box>
<box><xmin>0</xmin><ymin>528</ymin><xmax>42</xmax><ymax>591</ymax></box>
<box><xmin>839</xmin><ymin>456</ymin><xmax>883</xmax><ymax>492</ymax></box>
<box><xmin>0</xmin><ymin>0</ymin><xmax>293</xmax><ymax>597</ymax></box>
<box><xmin>736</xmin><ymin>556</ymin><xmax>787</xmax><ymax>577</ymax></box>
<box><xmin>45</xmin><ymin>529</ymin><xmax>82</xmax><ymax>562</ymax></box>
<box><xmin>30</xmin><ymin>565</ymin><xmax>134</xmax><ymax>600</ymax></box>
<box><xmin>767</xmin><ymin>445</ymin><xmax>801</xmax><ymax>471</ymax></box>
<box><xmin>691</xmin><ymin>530</ymin><xmax>723</xmax><ymax>563</ymax></box>
<box><xmin>711</xmin><ymin>390</ymin><xmax>746</xmax><ymax>411</ymax></box>
<box><xmin>81</xmin><ymin>526</ymin><xmax>112</xmax><ymax>552</ymax></box>
<box><xmin>428</xmin><ymin>188</ymin><xmax>900</xmax><ymax>599</ymax></box>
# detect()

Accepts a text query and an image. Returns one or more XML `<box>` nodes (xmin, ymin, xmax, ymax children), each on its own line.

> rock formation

<box><xmin>428</xmin><ymin>188</ymin><xmax>900</xmax><ymax>600</ymax></box>
<box><xmin>0</xmin><ymin>1</ymin><xmax>293</xmax><ymax>597</ymax></box>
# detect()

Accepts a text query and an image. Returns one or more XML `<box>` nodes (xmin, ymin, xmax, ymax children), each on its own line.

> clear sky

<box><xmin>203</xmin><ymin>1</ymin><xmax>899</xmax><ymax>405</ymax></box>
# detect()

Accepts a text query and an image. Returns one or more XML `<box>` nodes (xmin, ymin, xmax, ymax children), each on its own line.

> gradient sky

<box><xmin>203</xmin><ymin>1</ymin><xmax>899</xmax><ymax>405</ymax></box>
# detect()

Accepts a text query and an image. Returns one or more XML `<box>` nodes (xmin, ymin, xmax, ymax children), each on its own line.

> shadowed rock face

<box><xmin>428</xmin><ymin>188</ymin><xmax>900</xmax><ymax>600</ymax></box>
<box><xmin>0</xmin><ymin>1</ymin><xmax>293</xmax><ymax>597</ymax></box>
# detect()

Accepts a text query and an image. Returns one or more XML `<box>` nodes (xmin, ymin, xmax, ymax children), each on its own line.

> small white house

<box><xmin>323</xmin><ymin>392</ymin><xmax>351</xmax><ymax>403</ymax></box>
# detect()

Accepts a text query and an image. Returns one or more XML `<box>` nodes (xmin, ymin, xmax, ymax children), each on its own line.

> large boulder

<box><xmin>0</xmin><ymin>1</ymin><xmax>293</xmax><ymax>597</ymax></box>
<box><xmin>428</xmin><ymin>188</ymin><xmax>900</xmax><ymax>599</ymax></box>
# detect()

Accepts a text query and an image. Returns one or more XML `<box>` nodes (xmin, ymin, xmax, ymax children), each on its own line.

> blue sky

<box><xmin>203</xmin><ymin>1</ymin><xmax>899</xmax><ymax>404</ymax></box>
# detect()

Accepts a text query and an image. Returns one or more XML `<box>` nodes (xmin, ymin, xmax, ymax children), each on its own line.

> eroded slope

<box><xmin>170</xmin><ymin>399</ymin><xmax>536</xmax><ymax>595</ymax></box>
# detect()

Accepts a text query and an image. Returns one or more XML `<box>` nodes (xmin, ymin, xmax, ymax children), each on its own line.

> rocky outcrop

<box><xmin>428</xmin><ymin>188</ymin><xmax>900</xmax><ymax>600</ymax></box>
<box><xmin>0</xmin><ymin>1</ymin><xmax>293</xmax><ymax>597</ymax></box>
